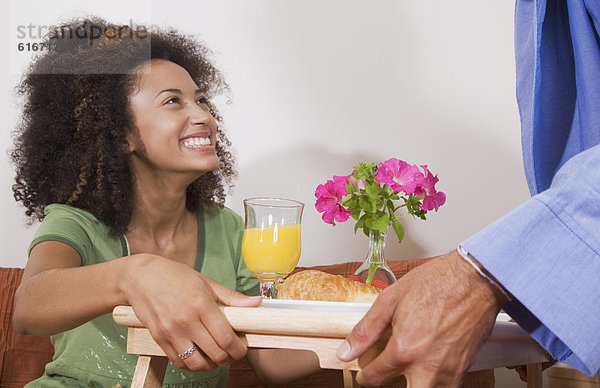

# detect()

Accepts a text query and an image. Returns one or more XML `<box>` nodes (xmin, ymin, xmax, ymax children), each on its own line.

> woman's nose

<box><xmin>189</xmin><ymin>104</ymin><xmax>212</xmax><ymax>125</ymax></box>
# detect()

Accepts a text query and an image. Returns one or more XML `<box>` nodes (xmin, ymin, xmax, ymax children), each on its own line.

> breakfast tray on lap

<box><xmin>112</xmin><ymin>301</ymin><xmax>549</xmax><ymax>388</ymax></box>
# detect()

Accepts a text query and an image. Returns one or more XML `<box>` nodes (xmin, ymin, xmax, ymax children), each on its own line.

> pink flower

<box><xmin>315</xmin><ymin>175</ymin><xmax>352</xmax><ymax>225</ymax></box>
<box><xmin>375</xmin><ymin>158</ymin><xmax>424</xmax><ymax>195</ymax></box>
<box><xmin>415</xmin><ymin>165</ymin><xmax>446</xmax><ymax>211</ymax></box>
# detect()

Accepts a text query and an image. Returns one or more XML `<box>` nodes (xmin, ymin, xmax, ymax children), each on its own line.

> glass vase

<box><xmin>354</xmin><ymin>227</ymin><xmax>397</xmax><ymax>285</ymax></box>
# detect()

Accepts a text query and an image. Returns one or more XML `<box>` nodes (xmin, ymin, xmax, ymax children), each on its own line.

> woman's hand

<box><xmin>337</xmin><ymin>250</ymin><xmax>508</xmax><ymax>387</ymax></box>
<box><xmin>124</xmin><ymin>254</ymin><xmax>261</xmax><ymax>372</ymax></box>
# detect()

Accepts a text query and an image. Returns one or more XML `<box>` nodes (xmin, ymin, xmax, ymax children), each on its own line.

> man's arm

<box><xmin>462</xmin><ymin>143</ymin><xmax>600</xmax><ymax>376</ymax></box>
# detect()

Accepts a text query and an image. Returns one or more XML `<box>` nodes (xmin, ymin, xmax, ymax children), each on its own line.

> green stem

<box><xmin>366</xmin><ymin>230</ymin><xmax>385</xmax><ymax>284</ymax></box>
<box><xmin>394</xmin><ymin>203</ymin><xmax>409</xmax><ymax>211</ymax></box>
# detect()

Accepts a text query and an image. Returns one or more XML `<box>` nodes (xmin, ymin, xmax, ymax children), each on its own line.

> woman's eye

<box><xmin>197</xmin><ymin>97</ymin><xmax>209</xmax><ymax>105</ymax></box>
<box><xmin>165</xmin><ymin>96</ymin><xmax>180</xmax><ymax>105</ymax></box>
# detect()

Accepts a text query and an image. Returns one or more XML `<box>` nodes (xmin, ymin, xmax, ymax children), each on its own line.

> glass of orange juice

<box><xmin>242</xmin><ymin>197</ymin><xmax>304</xmax><ymax>298</ymax></box>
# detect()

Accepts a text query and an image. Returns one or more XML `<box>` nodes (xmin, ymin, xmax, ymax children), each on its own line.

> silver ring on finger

<box><xmin>178</xmin><ymin>344</ymin><xmax>198</xmax><ymax>360</ymax></box>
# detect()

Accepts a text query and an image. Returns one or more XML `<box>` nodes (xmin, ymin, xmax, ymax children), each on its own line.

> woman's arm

<box><xmin>247</xmin><ymin>349</ymin><xmax>321</xmax><ymax>386</ymax></box>
<box><xmin>13</xmin><ymin>240</ymin><xmax>131</xmax><ymax>336</ymax></box>
<box><xmin>13</xmin><ymin>240</ymin><xmax>261</xmax><ymax>372</ymax></box>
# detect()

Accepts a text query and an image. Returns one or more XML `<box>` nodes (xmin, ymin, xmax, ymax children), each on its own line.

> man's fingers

<box><xmin>355</xmin><ymin>339</ymin><xmax>407</xmax><ymax>387</ymax></box>
<box><xmin>337</xmin><ymin>288</ymin><xmax>397</xmax><ymax>362</ymax></box>
<box><xmin>406</xmin><ymin>366</ymin><xmax>461</xmax><ymax>388</ymax></box>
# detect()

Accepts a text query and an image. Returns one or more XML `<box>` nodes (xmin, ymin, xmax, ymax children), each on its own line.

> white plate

<box><xmin>261</xmin><ymin>299</ymin><xmax>514</xmax><ymax>323</ymax></box>
<box><xmin>260</xmin><ymin>299</ymin><xmax>373</xmax><ymax>312</ymax></box>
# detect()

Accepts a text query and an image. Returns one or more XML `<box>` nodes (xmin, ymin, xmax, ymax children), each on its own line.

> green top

<box><xmin>26</xmin><ymin>204</ymin><xmax>259</xmax><ymax>388</ymax></box>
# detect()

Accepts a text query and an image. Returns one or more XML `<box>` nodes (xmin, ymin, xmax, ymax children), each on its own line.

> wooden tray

<box><xmin>113</xmin><ymin>303</ymin><xmax>549</xmax><ymax>372</ymax></box>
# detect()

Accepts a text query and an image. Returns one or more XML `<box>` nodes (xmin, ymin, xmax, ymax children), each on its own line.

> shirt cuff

<box><xmin>456</xmin><ymin>245</ymin><xmax>512</xmax><ymax>301</ymax></box>
<box><xmin>461</xmin><ymin>197</ymin><xmax>600</xmax><ymax>376</ymax></box>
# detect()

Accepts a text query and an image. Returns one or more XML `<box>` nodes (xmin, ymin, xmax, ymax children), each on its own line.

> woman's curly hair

<box><xmin>12</xmin><ymin>16</ymin><xmax>237</xmax><ymax>235</ymax></box>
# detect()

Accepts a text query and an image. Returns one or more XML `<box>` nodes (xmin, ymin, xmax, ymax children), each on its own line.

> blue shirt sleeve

<box><xmin>462</xmin><ymin>144</ymin><xmax>600</xmax><ymax>376</ymax></box>
<box><xmin>461</xmin><ymin>0</ymin><xmax>600</xmax><ymax>376</ymax></box>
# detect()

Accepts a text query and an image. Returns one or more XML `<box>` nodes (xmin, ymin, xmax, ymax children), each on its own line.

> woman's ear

<box><xmin>124</xmin><ymin>136</ymin><xmax>135</xmax><ymax>153</ymax></box>
<box><xmin>125</xmin><ymin>128</ymin><xmax>140</xmax><ymax>153</ymax></box>
<box><xmin>126</xmin><ymin>139</ymin><xmax>135</xmax><ymax>153</ymax></box>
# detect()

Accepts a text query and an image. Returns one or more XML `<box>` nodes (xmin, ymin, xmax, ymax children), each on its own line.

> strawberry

<box><xmin>347</xmin><ymin>274</ymin><xmax>365</xmax><ymax>283</ymax></box>
<box><xmin>371</xmin><ymin>280</ymin><xmax>389</xmax><ymax>290</ymax></box>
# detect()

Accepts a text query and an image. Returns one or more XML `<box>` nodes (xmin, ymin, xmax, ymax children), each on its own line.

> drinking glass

<box><xmin>242</xmin><ymin>197</ymin><xmax>304</xmax><ymax>298</ymax></box>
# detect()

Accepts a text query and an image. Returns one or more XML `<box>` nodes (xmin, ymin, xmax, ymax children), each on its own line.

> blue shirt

<box><xmin>461</xmin><ymin>0</ymin><xmax>600</xmax><ymax>376</ymax></box>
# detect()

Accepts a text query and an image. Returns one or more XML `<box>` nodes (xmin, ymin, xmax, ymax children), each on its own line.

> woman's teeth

<box><xmin>183</xmin><ymin>137</ymin><xmax>211</xmax><ymax>148</ymax></box>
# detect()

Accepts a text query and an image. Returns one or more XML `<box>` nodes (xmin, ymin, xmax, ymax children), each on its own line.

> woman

<box><xmin>11</xmin><ymin>17</ymin><xmax>318</xmax><ymax>387</ymax></box>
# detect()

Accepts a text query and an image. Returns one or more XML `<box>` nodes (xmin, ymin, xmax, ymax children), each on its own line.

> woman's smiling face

<box><xmin>127</xmin><ymin>59</ymin><xmax>220</xmax><ymax>182</ymax></box>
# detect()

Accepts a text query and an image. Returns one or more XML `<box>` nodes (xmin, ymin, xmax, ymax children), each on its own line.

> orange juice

<box><xmin>242</xmin><ymin>224</ymin><xmax>301</xmax><ymax>274</ymax></box>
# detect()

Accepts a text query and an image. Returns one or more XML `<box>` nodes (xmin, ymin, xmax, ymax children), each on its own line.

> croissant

<box><xmin>278</xmin><ymin>270</ymin><xmax>381</xmax><ymax>303</ymax></box>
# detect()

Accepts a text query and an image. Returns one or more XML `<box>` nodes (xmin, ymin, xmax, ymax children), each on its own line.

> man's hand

<box><xmin>337</xmin><ymin>250</ymin><xmax>508</xmax><ymax>387</ymax></box>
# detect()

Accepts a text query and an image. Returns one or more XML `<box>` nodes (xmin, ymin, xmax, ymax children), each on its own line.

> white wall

<box><xmin>1</xmin><ymin>0</ymin><xmax>530</xmax><ymax>269</ymax></box>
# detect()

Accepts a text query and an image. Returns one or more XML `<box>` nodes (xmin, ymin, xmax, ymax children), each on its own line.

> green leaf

<box><xmin>365</xmin><ymin>181</ymin><xmax>380</xmax><ymax>198</ymax></box>
<box><xmin>357</xmin><ymin>213</ymin><xmax>371</xmax><ymax>227</ymax></box>
<box><xmin>354</xmin><ymin>217</ymin><xmax>365</xmax><ymax>233</ymax></box>
<box><xmin>353</xmin><ymin>162</ymin><xmax>377</xmax><ymax>181</ymax></box>
<box><xmin>370</xmin><ymin>213</ymin><xmax>389</xmax><ymax>233</ymax></box>
<box><xmin>392</xmin><ymin>219</ymin><xmax>405</xmax><ymax>243</ymax></box>
<box><xmin>345</xmin><ymin>183</ymin><xmax>354</xmax><ymax>194</ymax></box>
<box><xmin>364</xmin><ymin>215</ymin><xmax>374</xmax><ymax>228</ymax></box>
<box><xmin>343</xmin><ymin>195</ymin><xmax>359</xmax><ymax>217</ymax></box>
<box><xmin>359</xmin><ymin>195</ymin><xmax>376</xmax><ymax>213</ymax></box>
<box><xmin>386</xmin><ymin>200</ymin><xmax>395</xmax><ymax>214</ymax></box>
